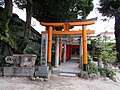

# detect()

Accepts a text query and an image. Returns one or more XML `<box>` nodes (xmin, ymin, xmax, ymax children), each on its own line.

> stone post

<box><xmin>55</xmin><ymin>37</ymin><xmax>59</xmax><ymax>67</ymax></box>
<box><xmin>40</xmin><ymin>34</ymin><xmax>48</xmax><ymax>66</ymax></box>
<box><xmin>35</xmin><ymin>33</ymin><xmax>51</xmax><ymax>78</ymax></box>
<box><xmin>63</xmin><ymin>43</ymin><xmax>66</xmax><ymax>63</ymax></box>
<box><xmin>98</xmin><ymin>55</ymin><xmax>102</xmax><ymax>68</ymax></box>
<box><xmin>79</xmin><ymin>37</ymin><xmax>83</xmax><ymax>69</ymax></box>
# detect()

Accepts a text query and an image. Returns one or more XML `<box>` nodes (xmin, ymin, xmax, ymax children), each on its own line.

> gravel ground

<box><xmin>0</xmin><ymin>75</ymin><xmax>120</xmax><ymax>90</ymax></box>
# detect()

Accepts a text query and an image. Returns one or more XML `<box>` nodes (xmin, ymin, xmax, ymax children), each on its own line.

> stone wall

<box><xmin>4</xmin><ymin>67</ymin><xmax>35</xmax><ymax>76</ymax></box>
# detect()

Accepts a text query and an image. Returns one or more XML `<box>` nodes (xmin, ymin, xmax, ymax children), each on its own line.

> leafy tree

<box><xmin>74</xmin><ymin>0</ymin><xmax>94</xmax><ymax>19</ymax></box>
<box><xmin>88</xmin><ymin>35</ymin><xmax>116</xmax><ymax>67</ymax></box>
<box><xmin>101</xmin><ymin>42</ymin><xmax>116</xmax><ymax>65</ymax></box>
<box><xmin>32</xmin><ymin>0</ymin><xmax>94</xmax><ymax>22</ymax></box>
<box><xmin>88</xmin><ymin>36</ymin><xmax>116</xmax><ymax>80</ymax></box>
<box><xmin>0</xmin><ymin>0</ymin><xmax>17</xmax><ymax>51</ymax></box>
<box><xmin>0</xmin><ymin>0</ymin><xmax>94</xmax><ymax>56</ymax></box>
<box><xmin>14</xmin><ymin>0</ymin><xmax>33</xmax><ymax>52</ymax></box>
<box><xmin>0</xmin><ymin>0</ymin><xmax>34</xmax><ymax>53</ymax></box>
<box><xmin>98</xmin><ymin>0</ymin><xmax>120</xmax><ymax>63</ymax></box>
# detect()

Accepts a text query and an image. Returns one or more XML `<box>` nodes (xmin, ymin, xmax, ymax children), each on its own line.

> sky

<box><xmin>73</xmin><ymin>0</ymin><xmax>115</xmax><ymax>35</ymax></box>
<box><xmin>13</xmin><ymin>0</ymin><xmax>115</xmax><ymax>35</ymax></box>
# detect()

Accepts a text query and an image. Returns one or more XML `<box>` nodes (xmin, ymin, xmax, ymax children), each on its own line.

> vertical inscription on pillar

<box><xmin>41</xmin><ymin>34</ymin><xmax>48</xmax><ymax>66</ymax></box>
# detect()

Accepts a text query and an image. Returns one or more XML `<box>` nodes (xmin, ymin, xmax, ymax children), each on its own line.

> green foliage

<box><xmin>105</xmin><ymin>69</ymin><xmax>116</xmax><ymax>78</ymax></box>
<box><xmin>88</xmin><ymin>36</ymin><xmax>117</xmax><ymax>80</ymax></box>
<box><xmin>99</xmin><ymin>0</ymin><xmax>120</xmax><ymax>17</ymax></box>
<box><xmin>88</xmin><ymin>55</ymin><xmax>98</xmax><ymax>74</ymax></box>
<box><xmin>88</xmin><ymin>35</ymin><xmax>116</xmax><ymax>64</ymax></box>
<box><xmin>24</xmin><ymin>43</ymin><xmax>41</xmax><ymax>65</ymax></box>
<box><xmin>88</xmin><ymin>55</ymin><xmax>116</xmax><ymax>80</ymax></box>
<box><xmin>88</xmin><ymin>62</ymin><xmax>98</xmax><ymax>74</ymax></box>
<box><xmin>47</xmin><ymin>63</ymin><xmax>53</xmax><ymax>70</ymax></box>
<box><xmin>98</xmin><ymin>0</ymin><xmax>120</xmax><ymax>63</ymax></box>
<box><xmin>25</xmin><ymin>43</ymin><xmax>40</xmax><ymax>54</ymax></box>
<box><xmin>0</xmin><ymin>0</ymin><xmax>34</xmax><ymax>55</ymax></box>
<box><xmin>101</xmin><ymin>36</ymin><xmax>116</xmax><ymax>64</ymax></box>
<box><xmin>98</xmin><ymin>67</ymin><xmax>116</xmax><ymax>79</ymax></box>
<box><xmin>101</xmin><ymin>48</ymin><xmax>116</xmax><ymax>64</ymax></box>
<box><xmin>0</xmin><ymin>1</ymin><xmax>18</xmax><ymax>52</ymax></box>
<box><xmin>75</xmin><ymin>0</ymin><xmax>94</xmax><ymax>19</ymax></box>
<box><xmin>32</xmin><ymin>0</ymin><xmax>93</xmax><ymax>22</ymax></box>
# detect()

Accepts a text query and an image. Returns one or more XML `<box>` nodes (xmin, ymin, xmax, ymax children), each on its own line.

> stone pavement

<box><xmin>52</xmin><ymin>56</ymin><xmax>81</xmax><ymax>76</ymax></box>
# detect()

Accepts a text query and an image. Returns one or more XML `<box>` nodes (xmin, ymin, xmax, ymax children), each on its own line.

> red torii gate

<box><xmin>40</xmin><ymin>18</ymin><xmax>97</xmax><ymax>71</ymax></box>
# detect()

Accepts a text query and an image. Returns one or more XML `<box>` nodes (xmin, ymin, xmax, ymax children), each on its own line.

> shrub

<box><xmin>88</xmin><ymin>55</ymin><xmax>98</xmax><ymax>74</ymax></box>
<box><xmin>88</xmin><ymin>55</ymin><xmax>116</xmax><ymax>80</ymax></box>
<box><xmin>47</xmin><ymin>63</ymin><xmax>53</xmax><ymax>70</ymax></box>
<box><xmin>98</xmin><ymin>67</ymin><xmax>116</xmax><ymax>80</ymax></box>
<box><xmin>24</xmin><ymin>43</ymin><xmax>41</xmax><ymax>65</ymax></box>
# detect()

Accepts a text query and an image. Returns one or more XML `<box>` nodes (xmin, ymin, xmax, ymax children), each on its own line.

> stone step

<box><xmin>52</xmin><ymin>68</ymin><xmax>80</xmax><ymax>75</ymax></box>
<box><xmin>59</xmin><ymin>72</ymin><xmax>76</xmax><ymax>77</ymax></box>
<box><xmin>59</xmin><ymin>71</ymin><xmax>80</xmax><ymax>74</ymax></box>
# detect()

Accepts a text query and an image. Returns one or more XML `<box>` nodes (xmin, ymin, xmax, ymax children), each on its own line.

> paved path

<box><xmin>57</xmin><ymin>56</ymin><xmax>81</xmax><ymax>74</ymax></box>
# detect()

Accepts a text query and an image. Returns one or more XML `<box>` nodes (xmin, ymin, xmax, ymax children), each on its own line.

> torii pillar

<box><xmin>48</xmin><ymin>26</ymin><xmax>53</xmax><ymax>63</ymax></box>
<box><xmin>82</xmin><ymin>25</ymin><xmax>88</xmax><ymax>71</ymax></box>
